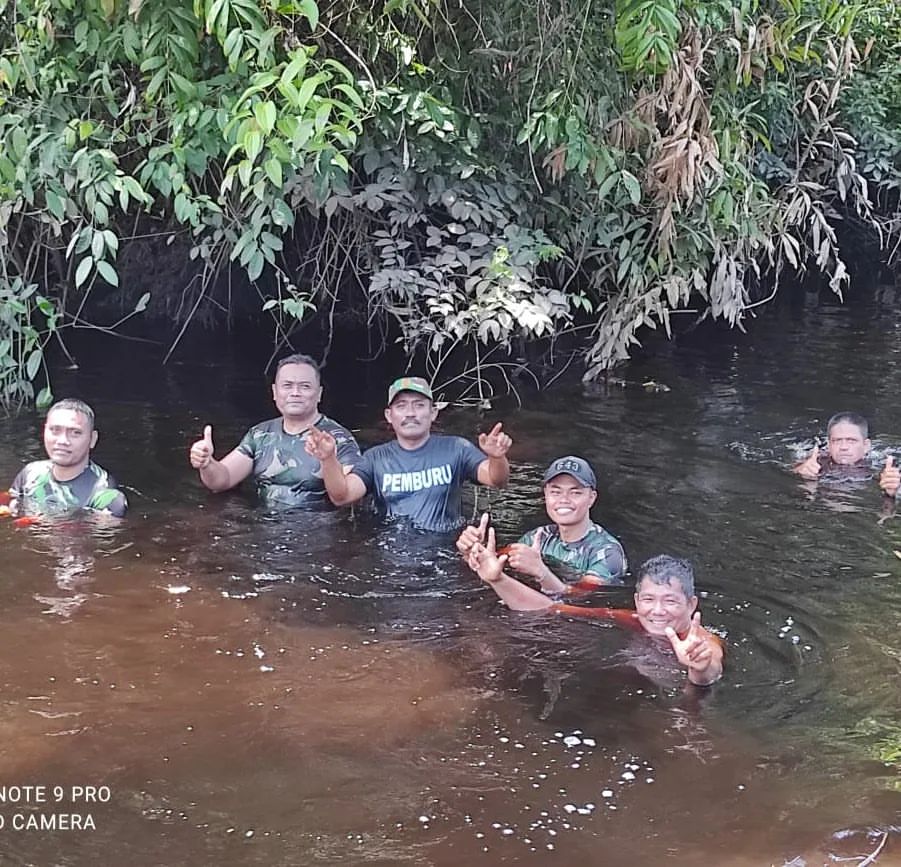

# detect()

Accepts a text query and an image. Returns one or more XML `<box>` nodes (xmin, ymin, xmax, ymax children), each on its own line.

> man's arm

<box><xmin>476</xmin><ymin>422</ymin><xmax>511</xmax><ymax>488</ymax></box>
<box><xmin>189</xmin><ymin>426</ymin><xmax>254</xmax><ymax>493</ymax></box>
<box><xmin>199</xmin><ymin>450</ymin><xmax>254</xmax><ymax>492</ymax></box>
<box><xmin>465</xmin><ymin>531</ymin><xmax>555</xmax><ymax>611</ymax></box>
<box><xmin>305</xmin><ymin>427</ymin><xmax>368</xmax><ymax>505</ymax></box>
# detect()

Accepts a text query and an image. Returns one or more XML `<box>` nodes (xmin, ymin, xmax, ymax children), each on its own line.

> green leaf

<box><xmin>247</xmin><ymin>249</ymin><xmax>264</xmax><ymax>281</ymax></box>
<box><xmin>621</xmin><ymin>171</ymin><xmax>641</xmax><ymax>205</ymax></box>
<box><xmin>96</xmin><ymin>260</ymin><xmax>119</xmax><ymax>286</ymax></box>
<box><xmin>254</xmin><ymin>100</ymin><xmax>278</xmax><ymax>136</ymax></box>
<box><xmin>36</xmin><ymin>386</ymin><xmax>53</xmax><ymax>409</ymax></box>
<box><xmin>264</xmin><ymin>157</ymin><xmax>283</xmax><ymax>187</ymax></box>
<box><xmin>26</xmin><ymin>349</ymin><xmax>42</xmax><ymax>381</ymax></box>
<box><xmin>298</xmin><ymin>0</ymin><xmax>318</xmax><ymax>31</ymax></box>
<box><xmin>45</xmin><ymin>190</ymin><xmax>66</xmax><ymax>221</ymax></box>
<box><xmin>75</xmin><ymin>256</ymin><xmax>94</xmax><ymax>288</ymax></box>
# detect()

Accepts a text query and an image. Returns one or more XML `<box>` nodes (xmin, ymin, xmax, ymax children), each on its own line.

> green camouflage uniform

<box><xmin>518</xmin><ymin>522</ymin><xmax>626</xmax><ymax>584</ymax></box>
<box><xmin>237</xmin><ymin>415</ymin><xmax>360</xmax><ymax>508</ymax></box>
<box><xmin>10</xmin><ymin>460</ymin><xmax>127</xmax><ymax>517</ymax></box>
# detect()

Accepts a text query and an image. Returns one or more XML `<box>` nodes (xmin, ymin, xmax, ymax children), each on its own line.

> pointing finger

<box><xmin>486</xmin><ymin>526</ymin><xmax>497</xmax><ymax>554</ymax></box>
<box><xmin>488</xmin><ymin>422</ymin><xmax>503</xmax><ymax>437</ymax></box>
<box><xmin>886</xmin><ymin>455</ymin><xmax>895</xmax><ymax>470</ymax></box>
<box><xmin>478</xmin><ymin>512</ymin><xmax>489</xmax><ymax>539</ymax></box>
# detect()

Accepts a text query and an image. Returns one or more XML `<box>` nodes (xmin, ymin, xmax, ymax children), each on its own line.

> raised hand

<box><xmin>880</xmin><ymin>455</ymin><xmax>900</xmax><ymax>498</ymax></box>
<box><xmin>456</xmin><ymin>512</ymin><xmax>489</xmax><ymax>556</ymax></box>
<box><xmin>466</xmin><ymin>527</ymin><xmax>508</xmax><ymax>585</ymax></box>
<box><xmin>795</xmin><ymin>443</ymin><xmax>821</xmax><ymax>479</ymax></box>
<box><xmin>304</xmin><ymin>426</ymin><xmax>337</xmax><ymax>462</ymax></box>
<box><xmin>190</xmin><ymin>425</ymin><xmax>215</xmax><ymax>469</ymax></box>
<box><xmin>506</xmin><ymin>527</ymin><xmax>545</xmax><ymax>578</ymax></box>
<box><xmin>478</xmin><ymin>422</ymin><xmax>513</xmax><ymax>458</ymax></box>
<box><xmin>665</xmin><ymin>612</ymin><xmax>719</xmax><ymax>683</ymax></box>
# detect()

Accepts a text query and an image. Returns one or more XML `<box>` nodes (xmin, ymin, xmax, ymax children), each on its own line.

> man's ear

<box><xmin>689</xmin><ymin>595</ymin><xmax>699</xmax><ymax>615</ymax></box>
<box><xmin>90</xmin><ymin>430</ymin><xmax>99</xmax><ymax>449</ymax></box>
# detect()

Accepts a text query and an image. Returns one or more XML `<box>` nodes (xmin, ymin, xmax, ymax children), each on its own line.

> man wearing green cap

<box><xmin>305</xmin><ymin>376</ymin><xmax>512</xmax><ymax>532</ymax></box>
<box><xmin>456</xmin><ymin>455</ymin><xmax>626</xmax><ymax>593</ymax></box>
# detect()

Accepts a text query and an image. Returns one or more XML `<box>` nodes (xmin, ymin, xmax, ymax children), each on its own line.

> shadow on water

<box><xmin>4</xmin><ymin>297</ymin><xmax>901</xmax><ymax>863</ymax></box>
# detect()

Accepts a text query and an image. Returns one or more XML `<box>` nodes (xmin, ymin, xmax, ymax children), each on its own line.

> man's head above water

<box><xmin>793</xmin><ymin>411</ymin><xmax>871</xmax><ymax>480</ymax></box>
<box><xmin>43</xmin><ymin>398</ymin><xmax>99</xmax><ymax>478</ymax></box>
<box><xmin>633</xmin><ymin>555</ymin><xmax>698</xmax><ymax>637</ymax></box>
<box><xmin>825</xmin><ymin>412</ymin><xmax>870</xmax><ymax>465</ymax></box>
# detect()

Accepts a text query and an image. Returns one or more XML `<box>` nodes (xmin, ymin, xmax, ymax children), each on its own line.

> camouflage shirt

<box><xmin>236</xmin><ymin>415</ymin><xmax>360</xmax><ymax>508</ymax></box>
<box><xmin>10</xmin><ymin>460</ymin><xmax>127</xmax><ymax>517</ymax></box>
<box><xmin>518</xmin><ymin>521</ymin><xmax>627</xmax><ymax>584</ymax></box>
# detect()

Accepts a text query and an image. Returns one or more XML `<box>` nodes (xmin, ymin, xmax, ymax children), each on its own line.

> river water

<box><xmin>2</xmin><ymin>291</ymin><xmax>901</xmax><ymax>865</ymax></box>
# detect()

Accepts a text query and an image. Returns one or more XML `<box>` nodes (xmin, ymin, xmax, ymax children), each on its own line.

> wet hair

<box><xmin>636</xmin><ymin>555</ymin><xmax>695</xmax><ymax>599</ymax></box>
<box><xmin>274</xmin><ymin>353</ymin><xmax>321</xmax><ymax>384</ymax></box>
<box><xmin>46</xmin><ymin>398</ymin><xmax>95</xmax><ymax>430</ymax></box>
<box><xmin>826</xmin><ymin>412</ymin><xmax>868</xmax><ymax>439</ymax></box>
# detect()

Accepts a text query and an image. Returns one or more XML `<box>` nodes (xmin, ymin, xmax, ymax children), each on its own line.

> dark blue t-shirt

<box><xmin>351</xmin><ymin>434</ymin><xmax>487</xmax><ymax>532</ymax></box>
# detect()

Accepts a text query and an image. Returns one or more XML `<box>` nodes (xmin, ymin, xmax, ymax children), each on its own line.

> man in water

<box><xmin>9</xmin><ymin>398</ymin><xmax>127</xmax><ymax>517</ymax></box>
<box><xmin>305</xmin><ymin>376</ymin><xmax>512</xmax><ymax>532</ymax></box>
<box><xmin>793</xmin><ymin>412</ymin><xmax>872</xmax><ymax>480</ymax></box>
<box><xmin>189</xmin><ymin>353</ymin><xmax>360</xmax><ymax>508</ymax></box>
<box><xmin>456</xmin><ymin>455</ymin><xmax>626</xmax><ymax>592</ymax></box>
<box><xmin>465</xmin><ymin>535</ymin><xmax>723</xmax><ymax>687</ymax></box>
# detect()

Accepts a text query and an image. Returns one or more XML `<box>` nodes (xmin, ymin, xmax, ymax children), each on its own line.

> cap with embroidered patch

<box><xmin>542</xmin><ymin>456</ymin><xmax>597</xmax><ymax>489</ymax></box>
<box><xmin>387</xmin><ymin>376</ymin><xmax>433</xmax><ymax>404</ymax></box>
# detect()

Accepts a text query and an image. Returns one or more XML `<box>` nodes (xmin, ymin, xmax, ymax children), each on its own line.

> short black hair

<box><xmin>274</xmin><ymin>354</ymin><xmax>321</xmax><ymax>383</ymax></box>
<box><xmin>826</xmin><ymin>412</ymin><xmax>869</xmax><ymax>439</ymax></box>
<box><xmin>636</xmin><ymin>554</ymin><xmax>695</xmax><ymax>599</ymax></box>
<box><xmin>46</xmin><ymin>398</ymin><xmax>95</xmax><ymax>431</ymax></box>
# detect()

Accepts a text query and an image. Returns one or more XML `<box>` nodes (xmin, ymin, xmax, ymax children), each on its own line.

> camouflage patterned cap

<box><xmin>542</xmin><ymin>456</ymin><xmax>597</xmax><ymax>489</ymax></box>
<box><xmin>387</xmin><ymin>376</ymin><xmax>433</xmax><ymax>404</ymax></box>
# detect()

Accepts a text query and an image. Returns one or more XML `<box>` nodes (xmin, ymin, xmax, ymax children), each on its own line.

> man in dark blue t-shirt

<box><xmin>305</xmin><ymin>376</ymin><xmax>512</xmax><ymax>532</ymax></box>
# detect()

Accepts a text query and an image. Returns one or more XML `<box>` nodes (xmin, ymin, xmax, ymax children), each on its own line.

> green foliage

<box><xmin>1</xmin><ymin>0</ymin><xmax>900</xmax><ymax>406</ymax></box>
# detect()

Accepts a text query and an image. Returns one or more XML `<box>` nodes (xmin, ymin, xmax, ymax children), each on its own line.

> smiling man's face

<box><xmin>543</xmin><ymin>473</ymin><xmax>596</xmax><ymax>529</ymax></box>
<box><xmin>633</xmin><ymin>576</ymin><xmax>697</xmax><ymax>637</ymax></box>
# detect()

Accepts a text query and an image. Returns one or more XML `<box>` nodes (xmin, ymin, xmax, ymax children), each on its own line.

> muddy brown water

<box><xmin>3</xmin><ymin>295</ymin><xmax>901</xmax><ymax>865</ymax></box>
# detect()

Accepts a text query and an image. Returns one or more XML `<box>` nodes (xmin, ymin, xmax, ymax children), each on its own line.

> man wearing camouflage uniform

<box><xmin>188</xmin><ymin>354</ymin><xmax>359</xmax><ymax>509</ymax></box>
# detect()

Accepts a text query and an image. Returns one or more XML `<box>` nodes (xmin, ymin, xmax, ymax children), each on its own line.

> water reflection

<box><xmin>4</xmin><ymin>298</ymin><xmax>901</xmax><ymax>863</ymax></box>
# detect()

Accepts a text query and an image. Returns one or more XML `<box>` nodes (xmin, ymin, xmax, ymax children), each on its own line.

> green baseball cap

<box><xmin>387</xmin><ymin>376</ymin><xmax>433</xmax><ymax>404</ymax></box>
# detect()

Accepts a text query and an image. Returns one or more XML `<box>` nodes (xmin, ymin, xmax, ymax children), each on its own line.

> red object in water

<box><xmin>568</xmin><ymin>575</ymin><xmax>608</xmax><ymax>594</ymax></box>
<box><xmin>0</xmin><ymin>490</ymin><xmax>10</xmax><ymax>506</ymax></box>
<box><xmin>13</xmin><ymin>515</ymin><xmax>40</xmax><ymax>528</ymax></box>
<box><xmin>496</xmin><ymin>545</ymin><xmax>512</xmax><ymax>558</ymax></box>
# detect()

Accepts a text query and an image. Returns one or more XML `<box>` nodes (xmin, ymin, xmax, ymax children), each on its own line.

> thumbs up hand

<box><xmin>880</xmin><ymin>454</ymin><xmax>900</xmax><ymax>498</ymax></box>
<box><xmin>795</xmin><ymin>443</ymin><xmax>822</xmax><ymax>480</ymax></box>
<box><xmin>507</xmin><ymin>527</ymin><xmax>545</xmax><ymax>578</ymax></box>
<box><xmin>190</xmin><ymin>425</ymin><xmax>215</xmax><ymax>469</ymax></box>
